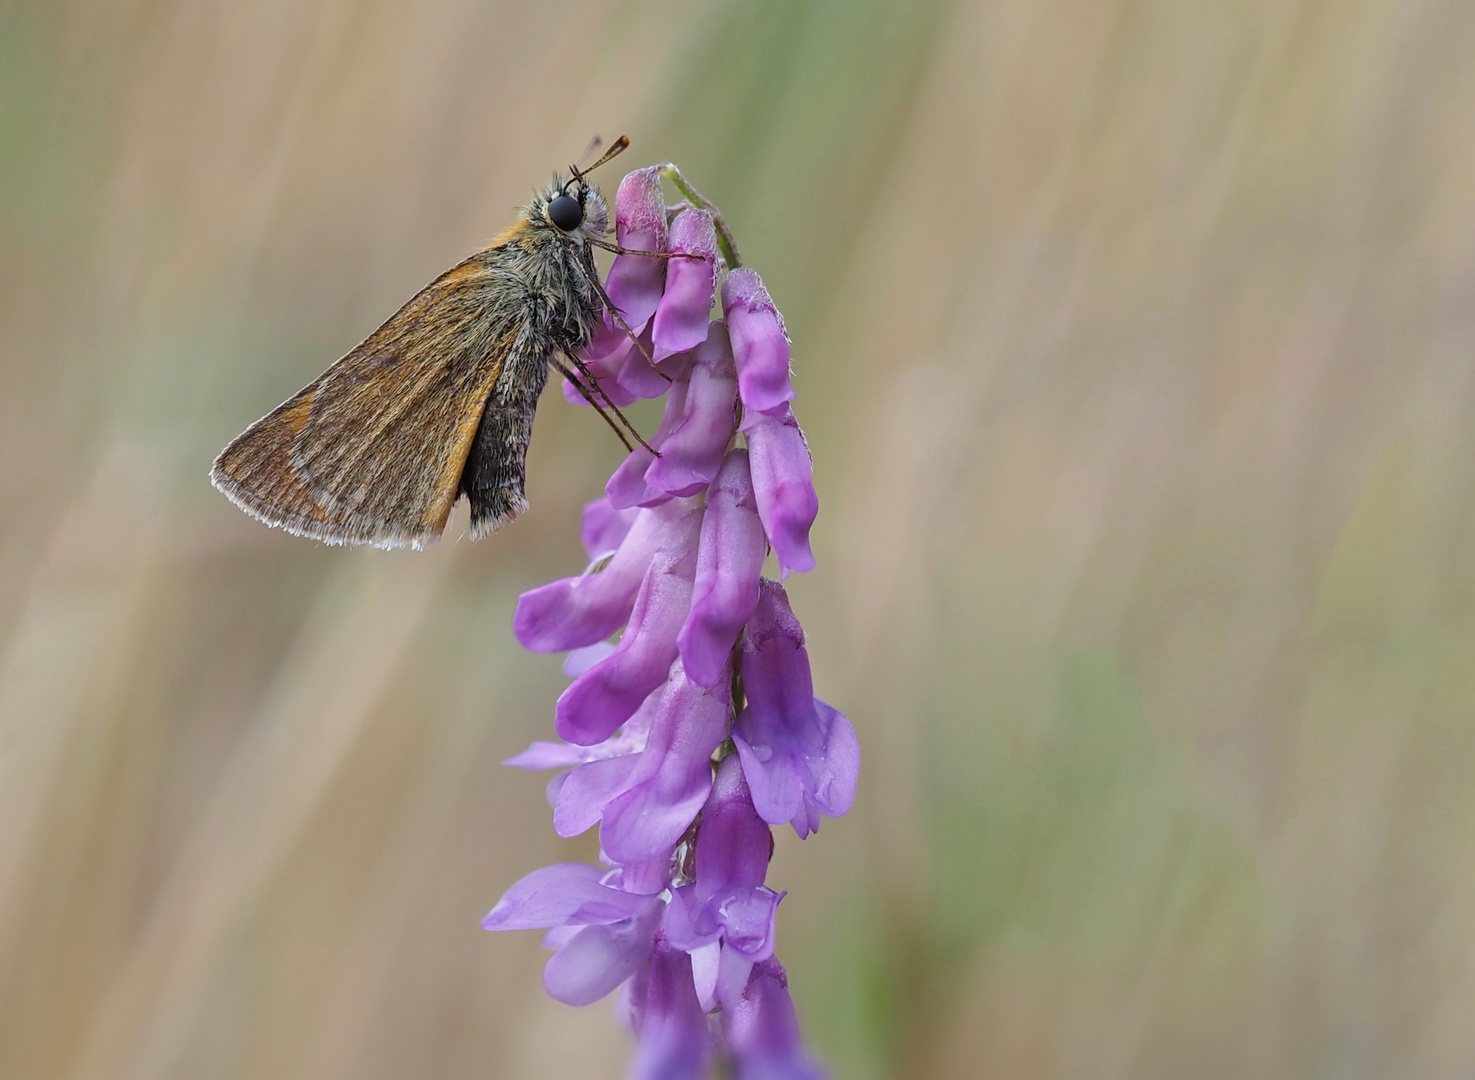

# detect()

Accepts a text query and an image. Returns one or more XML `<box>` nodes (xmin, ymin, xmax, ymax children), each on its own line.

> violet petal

<box><xmin>555</xmin><ymin>522</ymin><xmax>700</xmax><ymax>745</ymax></box>
<box><xmin>722</xmin><ymin>267</ymin><xmax>794</xmax><ymax>417</ymax></box>
<box><xmin>629</xmin><ymin>944</ymin><xmax>712</xmax><ymax>1080</ymax></box>
<box><xmin>513</xmin><ymin>500</ymin><xmax>691</xmax><ymax>654</ymax></box>
<box><xmin>726</xmin><ymin>957</ymin><xmax>825</xmax><ymax>1080</ymax></box>
<box><xmin>745</xmin><ymin>406</ymin><xmax>818</xmax><ymax>577</ymax></box>
<box><xmin>651</xmin><ymin>209</ymin><xmax>718</xmax><ymax>362</ymax></box>
<box><xmin>581</xmin><ymin>497</ymin><xmax>638</xmax><ymax>559</ymax></box>
<box><xmin>731</xmin><ymin>581</ymin><xmax>858</xmax><ymax>834</ymax></box>
<box><xmin>599</xmin><ymin>663</ymin><xmax>731</xmax><ymax>863</ymax></box>
<box><xmin>677</xmin><ymin>448</ymin><xmax>765</xmax><ymax>687</ymax></box>
<box><xmin>482</xmin><ymin>863</ymin><xmax>653</xmax><ymax>931</ymax></box>
<box><xmin>645</xmin><ymin>321</ymin><xmax>739</xmax><ymax>499</ymax></box>
<box><xmin>542</xmin><ymin>901</ymin><xmax>663</xmax><ymax>1007</ymax></box>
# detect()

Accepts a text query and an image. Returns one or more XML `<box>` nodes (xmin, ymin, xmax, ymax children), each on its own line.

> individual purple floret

<box><xmin>585</xmin><ymin>166</ymin><xmax>667</xmax><ymax>365</ymax></box>
<box><xmin>481</xmin><ymin>862</ymin><xmax>663</xmax><ymax>1006</ymax></box>
<box><xmin>513</xmin><ymin>499</ymin><xmax>699</xmax><ymax>654</ymax></box>
<box><xmin>723</xmin><ymin>267</ymin><xmax>794</xmax><ymax>417</ymax></box>
<box><xmin>732</xmin><ymin>580</ymin><xmax>858</xmax><ymax>838</ymax></box>
<box><xmin>652</xmin><ymin>209</ymin><xmax>719</xmax><ymax>362</ymax></box>
<box><xmin>678</xmin><ymin>447</ymin><xmax>765</xmax><ymax>688</ymax></box>
<box><xmin>485</xmin><ymin>163</ymin><xmax>842</xmax><ymax>1079</ymax></box>
<box><xmin>745</xmin><ymin>405</ymin><xmax>818</xmax><ymax>578</ymax></box>
<box><xmin>664</xmin><ymin>755</ymin><xmax>784</xmax><ymax>1011</ymax></box>
<box><xmin>555</xmin><ymin>661</ymin><xmax>730</xmax><ymax>862</ymax></box>
<box><xmin>644</xmin><ymin>321</ymin><xmax>740</xmax><ymax>499</ymax></box>
<box><xmin>626</xmin><ymin>941</ymin><xmax>713</xmax><ymax>1080</ymax></box>
<box><xmin>556</xmin><ymin>541</ymin><xmax>698</xmax><ymax>746</ymax></box>
<box><xmin>726</xmin><ymin>958</ymin><xmax>826</xmax><ymax>1080</ymax></box>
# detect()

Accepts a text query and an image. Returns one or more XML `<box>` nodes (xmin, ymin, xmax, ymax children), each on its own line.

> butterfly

<box><xmin>210</xmin><ymin>136</ymin><xmax>664</xmax><ymax>549</ymax></box>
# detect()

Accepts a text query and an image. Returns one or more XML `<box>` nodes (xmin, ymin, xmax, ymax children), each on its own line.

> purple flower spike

<box><xmin>627</xmin><ymin>943</ymin><xmax>713</xmax><ymax>1080</ymax></box>
<box><xmin>644</xmin><ymin>321</ymin><xmax>739</xmax><ymax>499</ymax></box>
<box><xmin>652</xmin><ymin>209</ymin><xmax>719</xmax><ymax>362</ymax></box>
<box><xmin>732</xmin><ymin>581</ymin><xmax>859</xmax><ymax>837</ymax></box>
<box><xmin>745</xmin><ymin>405</ymin><xmax>818</xmax><ymax>577</ymax></box>
<box><xmin>556</xmin><ymin>533</ymin><xmax>700</xmax><ymax>746</ymax></box>
<box><xmin>586</xmin><ymin>167</ymin><xmax>668</xmax><ymax>363</ymax></box>
<box><xmin>597</xmin><ymin>662</ymin><xmax>731</xmax><ymax>863</ymax></box>
<box><xmin>678</xmin><ymin>448</ymin><xmax>765</xmax><ymax>687</ymax></box>
<box><xmin>513</xmin><ymin>499</ymin><xmax>697</xmax><ymax>653</ymax></box>
<box><xmin>722</xmin><ymin>267</ymin><xmax>793</xmax><ymax>417</ymax></box>
<box><xmin>726</xmin><ymin>958</ymin><xmax>825</xmax><ymax>1080</ymax></box>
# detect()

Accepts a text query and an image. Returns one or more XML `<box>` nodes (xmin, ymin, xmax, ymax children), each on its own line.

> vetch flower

<box><xmin>664</xmin><ymin>755</ymin><xmax>784</xmax><ymax>1011</ymax></box>
<box><xmin>512</xmin><ymin>498</ymin><xmax>699</xmax><ymax>654</ymax></box>
<box><xmin>725</xmin><ymin>958</ymin><xmax>826</xmax><ymax>1080</ymax></box>
<box><xmin>732</xmin><ymin>580</ymin><xmax>859</xmax><ymax>838</ymax></box>
<box><xmin>586</xmin><ymin>166</ymin><xmax>668</xmax><ymax>364</ymax></box>
<box><xmin>677</xmin><ymin>447</ymin><xmax>765</xmax><ymax>688</ymax></box>
<box><xmin>552</xmin><ymin>661</ymin><xmax>730</xmax><ymax>862</ymax></box>
<box><xmin>723</xmin><ymin>267</ymin><xmax>794</xmax><ymax>417</ymax></box>
<box><xmin>626</xmin><ymin>941</ymin><xmax>713</xmax><ymax>1080</ymax></box>
<box><xmin>481</xmin><ymin>862</ymin><xmax>663</xmax><ymax>1007</ymax></box>
<box><xmin>745</xmin><ymin>404</ymin><xmax>818</xmax><ymax>577</ymax></box>
<box><xmin>652</xmin><ymin>209</ymin><xmax>719</xmax><ymax>362</ymax></box>
<box><xmin>643</xmin><ymin>321</ymin><xmax>740</xmax><ymax>499</ymax></box>
<box><xmin>555</xmin><ymin>534</ymin><xmax>700</xmax><ymax>745</ymax></box>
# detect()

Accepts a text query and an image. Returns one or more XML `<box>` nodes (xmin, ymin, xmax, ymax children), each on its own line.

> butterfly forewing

<box><xmin>211</xmin><ymin>251</ymin><xmax>527</xmax><ymax>548</ymax></box>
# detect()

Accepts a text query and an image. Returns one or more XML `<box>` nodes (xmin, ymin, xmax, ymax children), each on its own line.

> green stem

<box><xmin>660</xmin><ymin>165</ymin><xmax>743</xmax><ymax>270</ymax></box>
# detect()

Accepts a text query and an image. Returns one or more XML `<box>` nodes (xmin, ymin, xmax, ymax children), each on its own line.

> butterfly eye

<box><xmin>548</xmin><ymin>194</ymin><xmax>584</xmax><ymax>232</ymax></box>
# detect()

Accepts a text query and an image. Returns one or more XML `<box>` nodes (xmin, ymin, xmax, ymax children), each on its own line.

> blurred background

<box><xmin>4</xmin><ymin>0</ymin><xmax>1475</xmax><ymax>1076</ymax></box>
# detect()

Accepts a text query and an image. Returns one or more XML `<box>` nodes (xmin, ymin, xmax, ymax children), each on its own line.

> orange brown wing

<box><xmin>210</xmin><ymin>250</ymin><xmax>531</xmax><ymax>548</ymax></box>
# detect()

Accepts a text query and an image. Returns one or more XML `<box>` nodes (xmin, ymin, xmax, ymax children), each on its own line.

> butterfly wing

<box><xmin>210</xmin><ymin>250</ymin><xmax>538</xmax><ymax>548</ymax></box>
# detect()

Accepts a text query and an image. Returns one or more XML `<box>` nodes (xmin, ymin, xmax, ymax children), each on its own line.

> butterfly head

<box><xmin>539</xmin><ymin>176</ymin><xmax>609</xmax><ymax>244</ymax></box>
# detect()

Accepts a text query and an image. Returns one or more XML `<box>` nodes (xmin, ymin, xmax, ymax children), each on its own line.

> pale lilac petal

<box><xmin>628</xmin><ymin>944</ymin><xmax>712</xmax><ymax>1080</ymax></box>
<box><xmin>482</xmin><ymin>863</ymin><xmax>652</xmax><ymax>931</ymax></box>
<box><xmin>599</xmin><ymin>664</ymin><xmax>731</xmax><ymax>863</ymax></box>
<box><xmin>563</xmin><ymin>641</ymin><xmax>617</xmax><ymax>677</ymax></box>
<box><xmin>604</xmin><ymin>852</ymin><xmax>674</xmax><ymax>896</ymax></box>
<box><xmin>662</xmin><ymin>886</ymin><xmax>722</xmax><ymax>953</ymax></box>
<box><xmin>651</xmin><ymin>209</ymin><xmax>718</xmax><ymax>362</ymax></box>
<box><xmin>542</xmin><ymin>924</ymin><xmax>581</xmax><ymax>950</ymax></box>
<box><xmin>714</xmin><ymin>889</ymin><xmax>782</xmax><ymax>961</ymax></box>
<box><xmin>716</xmin><ymin>944</ymin><xmax>756</xmax><ymax>1015</ymax></box>
<box><xmin>581</xmin><ymin>497</ymin><xmax>638</xmax><ymax>559</ymax></box>
<box><xmin>555</xmin><ymin>522</ymin><xmax>701</xmax><ymax>745</ymax></box>
<box><xmin>503</xmin><ymin>741</ymin><xmax>587</xmax><ymax>770</ymax></box>
<box><xmin>677</xmin><ymin>448</ymin><xmax>764</xmax><ymax>687</ymax></box>
<box><xmin>553</xmin><ymin>754</ymin><xmax>643</xmax><ymax>837</ymax></box>
<box><xmin>644</xmin><ymin>322</ymin><xmax>739</xmax><ymax>499</ymax></box>
<box><xmin>513</xmin><ymin>501</ymin><xmax>691</xmax><ymax>653</ymax></box>
<box><xmin>542</xmin><ymin>901</ymin><xmax>663</xmax><ymax>1007</ymax></box>
<box><xmin>745</xmin><ymin>406</ymin><xmax>817</xmax><ymax>577</ymax></box>
<box><xmin>726</xmin><ymin>958</ymin><xmax>825</xmax><ymax>1080</ymax></box>
<box><xmin>690</xmin><ymin>941</ymin><xmax>722</xmax><ymax>1012</ymax></box>
<box><xmin>505</xmin><ymin>689</ymin><xmax>655</xmax><ymax>772</ymax></box>
<box><xmin>722</xmin><ymin>267</ymin><xmax>793</xmax><ymax>417</ymax></box>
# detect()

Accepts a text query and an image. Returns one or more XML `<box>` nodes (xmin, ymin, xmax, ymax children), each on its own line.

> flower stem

<box><xmin>660</xmin><ymin>165</ymin><xmax>743</xmax><ymax>270</ymax></box>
